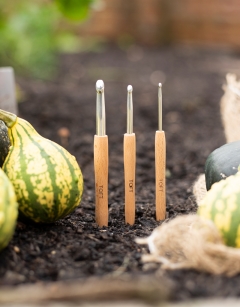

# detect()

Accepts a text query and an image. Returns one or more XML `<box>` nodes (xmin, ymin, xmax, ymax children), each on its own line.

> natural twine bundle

<box><xmin>220</xmin><ymin>73</ymin><xmax>240</xmax><ymax>143</ymax></box>
<box><xmin>192</xmin><ymin>173</ymin><xmax>207</xmax><ymax>204</ymax></box>
<box><xmin>136</xmin><ymin>215</ymin><xmax>240</xmax><ymax>276</ymax></box>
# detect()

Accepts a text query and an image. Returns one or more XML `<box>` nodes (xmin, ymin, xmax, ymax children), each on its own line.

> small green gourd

<box><xmin>0</xmin><ymin>168</ymin><xmax>18</xmax><ymax>251</ymax></box>
<box><xmin>0</xmin><ymin>109</ymin><xmax>83</xmax><ymax>223</ymax></box>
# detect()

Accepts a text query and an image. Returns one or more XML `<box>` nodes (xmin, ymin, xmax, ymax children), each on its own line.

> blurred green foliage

<box><xmin>56</xmin><ymin>0</ymin><xmax>93</xmax><ymax>21</ymax></box>
<box><xmin>0</xmin><ymin>0</ymin><xmax>94</xmax><ymax>79</ymax></box>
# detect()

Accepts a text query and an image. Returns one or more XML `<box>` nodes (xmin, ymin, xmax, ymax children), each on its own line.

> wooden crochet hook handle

<box><xmin>155</xmin><ymin>130</ymin><xmax>166</xmax><ymax>220</ymax></box>
<box><xmin>124</xmin><ymin>133</ymin><xmax>136</xmax><ymax>225</ymax></box>
<box><xmin>94</xmin><ymin>135</ymin><xmax>108</xmax><ymax>226</ymax></box>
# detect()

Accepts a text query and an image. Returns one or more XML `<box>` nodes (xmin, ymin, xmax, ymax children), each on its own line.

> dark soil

<box><xmin>1</xmin><ymin>45</ymin><xmax>240</xmax><ymax>301</ymax></box>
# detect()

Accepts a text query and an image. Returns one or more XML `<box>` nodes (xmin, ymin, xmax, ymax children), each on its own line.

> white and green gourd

<box><xmin>198</xmin><ymin>171</ymin><xmax>240</xmax><ymax>247</ymax></box>
<box><xmin>0</xmin><ymin>109</ymin><xmax>83</xmax><ymax>223</ymax></box>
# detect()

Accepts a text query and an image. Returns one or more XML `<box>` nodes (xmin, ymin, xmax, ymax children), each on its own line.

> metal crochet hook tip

<box><xmin>96</xmin><ymin>80</ymin><xmax>104</xmax><ymax>93</ymax></box>
<box><xmin>96</xmin><ymin>80</ymin><xmax>106</xmax><ymax>136</ymax></box>
<box><xmin>127</xmin><ymin>85</ymin><xmax>133</xmax><ymax>134</ymax></box>
<box><xmin>158</xmin><ymin>83</ymin><xmax>162</xmax><ymax>131</ymax></box>
<box><xmin>127</xmin><ymin>85</ymin><xmax>133</xmax><ymax>93</ymax></box>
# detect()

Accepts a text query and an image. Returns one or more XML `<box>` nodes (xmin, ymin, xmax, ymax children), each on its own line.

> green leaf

<box><xmin>55</xmin><ymin>0</ymin><xmax>93</xmax><ymax>21</ymax></box>
<box><xmin>0</xmin><ymin>2</ymin><xmax>60</xmax><ymax>79</ymax></box>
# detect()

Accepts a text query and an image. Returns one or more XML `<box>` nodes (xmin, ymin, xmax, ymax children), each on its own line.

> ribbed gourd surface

<box><xmin>3</xmin><ymin>118</ymin><xmax>83</xmax><ymax>223</ymax></box>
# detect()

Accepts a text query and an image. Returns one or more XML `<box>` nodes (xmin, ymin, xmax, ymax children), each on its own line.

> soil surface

<box><xmin>1</xmin><ymin>45</ymin><xmax>240</xmax><ymax>301</ymax></box>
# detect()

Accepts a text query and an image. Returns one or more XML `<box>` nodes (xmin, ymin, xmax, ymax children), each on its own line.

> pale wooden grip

<box><xmin>124</xmin><ymin>133</ymin><xmax>136</xmax><ymax>225</ymax></box>
<box><xmin>155</xmin><ymin>131</ymin><xmax>166</xmax><ymax>221</ymax></box>
<box><xmin>94</xmin><ymin>135</ymin><xmax>108</xmax><ymax>226</ymax></box>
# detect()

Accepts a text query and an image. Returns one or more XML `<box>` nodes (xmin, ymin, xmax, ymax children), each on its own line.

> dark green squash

<box><xmin>0</xmin><ymin>120</ymin><xmax>10</xmax><ymax>167</ymax></box>
<box><xmin>205</xmin><ymin>140</ymin><xmax>240</xmax><ymax>190</ymax></box>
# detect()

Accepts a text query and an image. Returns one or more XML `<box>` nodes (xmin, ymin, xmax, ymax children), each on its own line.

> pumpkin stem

<box><xmin>0</xmin><ymin>109</ymin><xmax>17</xmax><ymax>128</ymax></box>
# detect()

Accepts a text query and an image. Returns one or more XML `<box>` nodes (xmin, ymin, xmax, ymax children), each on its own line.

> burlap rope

<box><xmin>137</xmin><ymin>74</ymin><xmax>240</xmax><ymax>276</ymax></box>
<box><xmin>136</xmin><ymin>215</ymin><xmax>240</xmax><ymax>276</ymax></box>
<box><xmin>193</xmin><ymin>173</ymin><xmax>207</xmax><ymax>204</ymax></box>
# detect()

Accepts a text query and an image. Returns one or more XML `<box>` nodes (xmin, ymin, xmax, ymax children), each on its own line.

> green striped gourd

<box><xmin>0</xmin><ymin>109</ymin><xmax>83</xmax><ymax>223</ymax></box>
<box><xmin>0</xmin><ymin>168</ymin><xmax>18</xmax><ymax>250</ymax></box>
<box><xmin>198</xmin><ymin>172</ymin><xmax>240</xmax><ymax>247</ymax></box>
<box><xmin>0</xmin><ymin>120</ymin><xmax>10</xmax><ymax>167</ymax></box>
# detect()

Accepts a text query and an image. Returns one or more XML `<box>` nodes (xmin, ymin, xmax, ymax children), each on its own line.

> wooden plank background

<box><xmin>77</xmin><ymin>0</ymin><xmax>240</xmax><ymax>48</ymax></box>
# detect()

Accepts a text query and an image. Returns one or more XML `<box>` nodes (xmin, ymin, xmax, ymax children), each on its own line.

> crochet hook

<box><xmin>155</xmin><ymin>83</ymin><xmax>166</xmax><ymax>220</ymax></box>
<box><xmin>124</xmin><ymin>85</ymin><xmax>136</xmax><ymax>225</ymax></box>
<box><xmin>94</xmin><ymin>80</ymin><xmax>108</xmax><ymax>226</ymax></box>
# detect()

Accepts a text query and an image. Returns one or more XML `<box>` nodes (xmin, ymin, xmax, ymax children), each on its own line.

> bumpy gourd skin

<box><xmin>3</xmin><ymin>117</ymin><xmax>83</xmax><ymax>223</ymax></box>
<box><xmin>0</xmin><ymin>168</ymin><xmax>18</xmax><ymax>250</ymax></box>
<box><xmin>198</xmin><ymin>172</ymin><xmax>240</xmax><ymax>248</ymax></box>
